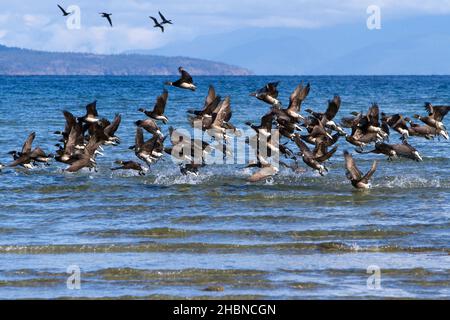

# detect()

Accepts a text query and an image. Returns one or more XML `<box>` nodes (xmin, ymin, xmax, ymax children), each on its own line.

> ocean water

<box><xmin>0</xmin><ymin>75</ymin><xmax>449</xmax><ymax>299</ymax></box>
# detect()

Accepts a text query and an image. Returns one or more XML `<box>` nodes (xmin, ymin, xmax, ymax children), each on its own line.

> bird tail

<box><xmin>164</xmin><ymin>81</ymin><xmax>172</xmax><ymax>86</ymax></box>
<box><xmin>138</xmin><ymin>108</ymin><xmax>145</xmax><ymax>113</ymax></box>
<box><xmin>245</xmin><ymin>121</ymin><xmax>252</xmax><ymax>126</ymax></box>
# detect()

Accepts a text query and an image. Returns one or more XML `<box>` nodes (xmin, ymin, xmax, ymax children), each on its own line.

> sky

<box><xmin>1</xmin><ymin>0</ymin><xmax>450</xmax><ymax>74</ymax></box>
<box><xmin>0</xmin><ymin>0</ymin><xmax>449</xmax><ymax>54</ymax></box>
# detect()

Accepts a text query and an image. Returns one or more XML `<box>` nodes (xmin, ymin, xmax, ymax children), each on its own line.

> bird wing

<box><xmin>204</xmin><ymin>85</ymin><xmax>216</xmax><ymax>110</ymax></box>
<box><xmin>149</xmin><ymin>16</ymin><xmax>159</xmax><ymax>25</ymax></box>
<box><xmin>315</xmin><ymin>145</ymin><xmax>338</xmax><ymax>163</ymax></box>
<box><xmin>21</xmin><ymin>132</ymin><xmax>36</xmax><ymax>154</ymax></box>
<box><xmin>325</xmin><ymin>96</ymin><xmax>341</xmax><ymax>121</ymax></box>
<box><xmin>63</xmin><ymin>111</ymin><xmax>76</xmax><ymax>133</ymax></box>
<box><xmin>368</xmin><ymin>103</ymin><xmax>380</xmax><ymax>126</ymax></box>
<box><xmin>104</xmin><ymin>114</ymin><xmax>121</xmax><ymax>137</ymax></box>
<box><xmin>179</xmin><ymin>68</ymin><xmax>193</xmax><ymax>83</ymax></box>
<box><xmin>65</xmin><ymin>126</ymin><xmax>79</xmax><ymax>155</ymax></box>
<box><xmin>212</xmin><ymin>97</ymin><xmax>231</xmax><ymax>127</ymax></box>
<box><xmin>30</xmin><ymin>147</ymin><xmax>47</xmax><ymax>158</ymax></box>
<box><xmin>260</xmin><ymin>112</ymin><xmax>274</xmax><ymax>131</ymax></box>
<box><xmin>57</xmin><ymin>4</ymin><xmax>68</xmax><ymax>15</ymax></box>
<box><xmin>158</xmin><ymin>11</ymin><xmax>167</xmax><ymax>21</ymax></box>
<box><xmin>135</xmin><ymin>128</ymin><xmax>144</xmax><ymax>149</ymax></box>
<box><xmin>361</xmin><ymin>160</ymin><xmax>378</xmax><ymax>184</ymax></box>
<box><xmin>106</xmin><ymin>15</ymin><xmax>113</xmax><ymax>27</ymax></box>
<box><xmin>344</xmin><ymin>150</ymin><xmax>363</xmax><ymax>181</ymax></box>
<box><xmin>86</xmin><ymin>100</ymin><xmax>98</xmax><ymax>117</ymax></box>
<box><xmin>293</xmin><ymin>134</ymin><xmax>313</xmax><ymax>156</ymax></box>
<box><xmin>66</xmin><ymin>158</ymin><xmax>90</xmax><ymax>173</ymax></box>
<box><xmin>202</xmin><ymin>95</ymin><xmax>221</xmax><ymax>116</ymax></box>
<box><xmin>431</xmin><ymin>105</ymin><xmax>450</xmax><ymax>121</ymax></box>
<box><xmin>153</xmin><ymin>89</ymin><xmax>168</xmax><ymax>115</ymax></box>
<box><xmin>288</xmin><ymin>82</ymin><xmax>310</xmax><ymax>112</ymax></box>
<box><xmin>266</xmin><ymin>82</ymin><xmax>279</xmax><ymax>98</ymax></box>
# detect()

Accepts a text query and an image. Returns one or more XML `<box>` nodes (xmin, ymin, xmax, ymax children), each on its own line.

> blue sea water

<box><xmin>0</xmin><ymin>75</ymin><xmax>449</xmax><ymax>299</ymax></box>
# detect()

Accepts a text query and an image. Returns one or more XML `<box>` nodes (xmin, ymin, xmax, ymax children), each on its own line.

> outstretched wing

<box><xmin>361</xmin><ymin>161</ymin><xmax>378</xmax><ymax>184</ymax></box>
<box><xmin>153</xmin><ymin>89</ymin><xmax>169</xmax><ymax>115</ymax></box>
<box><xmin>149</xmin><ymin>16</ymin><xmax>159</xmax><ymax>25</ymax></box>
<box><xmin>315</xmin><ymin>145</ymin><xmax>338</xmax><ymax>163</ymax></box>
<box><xmin>158</xmin><ymin>11</ymin><xmax>167</xmax><ymax>21</ymax></box>
<box><xmin>135</xmin><ymin>127</ymin><xmax>144</xmax><ymax>149</ymax></box>
<box><xmin>325</xmin><ymin>96</ymin><xmax>341</xmax><ymax>121</ymax></box>
<box><xmin>204</xmin><ymin>85</ymin><xmax>216</xmax><ymax>110</ymax></box>
<box><xmin>179</xmin><ymin>68</ymin><xmax>193</xmax><ymax>83</ymax></box>
<box><xmin>368</xmin><ymin>103</ymin><xmax>380</xmax><ymax>126</ymax></box>
<box><xmin>344</xmin><ymin>150</ymin><xmax>362</xmax><ymax>181</ymax></box>
<box><xmin>293</xmin><ymin>134</ymin><xmax>312</xmax><ymax>156</ymax></box>
<box><xmin>288</xmin><ymin>83</ymin><xmax>310</xmax><ymax>112</ymax></box>
<box><xmin>106</xmin><ymin>15</ymin><xmax>113</xmax><ymax>27</ymax></box>
<box><xmin>212</xmin><ymin>96</ymin><xmax>231</xmax><ymax>127</ymax></box>
<box><xmin>21</xmin><ymin>132</ymin><xmax>36</xmax><ymax>154</ymax></box>
<box><xmin>86</xmin><ymin>100</ymin><xmax>98</xmax><ymax>117</ymax></box>
<box><xmin>426</xmin><ymin>104</ymin><xmax>450</xmax><ymax>122</ymax></box>
<box><xmin>104</xmin><ymin>114</ymin><xmax>121</xmax><ymax>137</ymax></box>
<box><xmin>57</xmin><ymin>4</ymin><xmax>68</xmax><ymax>15</ymax></box>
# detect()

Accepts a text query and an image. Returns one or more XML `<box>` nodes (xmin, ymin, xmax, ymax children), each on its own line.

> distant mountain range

<box><xmin>0</xmin><ymin>44</ymin><xmax>252</xmax><ymax>76</ymax></box>
<box><xmin>142</xmin><ymin>15</ymin><xmax>450</xmax><ymax>75</ymax></box>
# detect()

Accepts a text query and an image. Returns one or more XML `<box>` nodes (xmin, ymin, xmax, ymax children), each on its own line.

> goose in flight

<box><xmin>100</xmin><ymin>13</ymin><xmax>113</xmax><ymax>27</ymax></box>
<box><xmin>413</xmin><ymin>103</ymin><xmax>449</xmax><ymax>139</ymax></box>
<box><xmin>111</xmin><ymin>160</ymin><xmax>146</xmax><ymax>176</ymax></box>
<box><xmin>159</xmin><ymin>11</ymin><xmax>173</xmax><ymax>25</ymax></box>
<box><xmin>57</xmin><ymin>4</ymin><xmax>72</xmax><ymax>16</ymax></box>
<box><xmin>149</xmin><ymin>16</ymin><xmax>164</xmax><ymax>33</ymax></box>
<box><xmin>165</xmin><ymin>67</ymin><xmax>196</xmax><ymax>91</ymax></box>
<box><xmin>293</xmin><ymin>134</ymin><xmax>337</xmax><ymax>176</ymax></box>
<box><xmin>250</xmin><ymin>81</ymin><xmax>281</xmax><ymax>106</ymax></box>
<box><xmin>344</xmin><ymin>150</ymin><xmax>377</xmax><ymax>189</ymax></box>
<box><xmin>138</xmin><ymin>89</ymin><xmax>169</xmax><ymax>124</ymax></box>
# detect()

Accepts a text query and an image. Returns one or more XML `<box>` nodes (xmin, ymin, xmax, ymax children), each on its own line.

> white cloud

<box><xmin>0</xmin><ymin>0</ymin><xmax>449</xmax><ymax>53</ymax></box>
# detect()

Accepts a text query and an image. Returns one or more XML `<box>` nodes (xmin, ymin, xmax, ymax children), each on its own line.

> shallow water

<box><xmin>0</xmin><ymin>76</ymin><xmax>449</xmax><ymax>299</ymax></box>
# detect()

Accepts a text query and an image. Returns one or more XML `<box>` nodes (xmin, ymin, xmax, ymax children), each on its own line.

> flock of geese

<box><xmin>1</xmin><ymin>67</ymin><xmax>449</xmax><ymax>189</ymax></box>
<box><xmin>57</xmin><ymin>4</ymin><xmax>173</xmax><ymax>32</ymax></box>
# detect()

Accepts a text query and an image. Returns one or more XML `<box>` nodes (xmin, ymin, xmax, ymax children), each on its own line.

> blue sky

<box><xmin>0</xmin><ymin>0</ymin><xmax>449</xmax><ymax>54</ymax></box>
<box><xmin>1</xmin><ymin>1</ymin><xmax>450</xmax><ymax>74</ymax></box>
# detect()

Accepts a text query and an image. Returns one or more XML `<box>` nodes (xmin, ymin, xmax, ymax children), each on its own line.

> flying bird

<box><xmin>138</xmin><ymin>89</ymin><xmax>169</xmax><ymax>124</ymax></box>
<box><xmin>344</xmin><ymin>150</ymin><xmax>377</xmax><ymax>189</ymax></box>
<box><xmin>165</xmin><ymin>67</ymin><xmax>196</xmax><ymax>91</ymax></box>
<box><xmin>57</xmin><ymin>4</ymin><xmax>72</xmax><ymax>16</ymax></box>
<box><xmin>111</xmin><ymin>160</ymin><xmax>146</xmax><ymax>176</ymax></box>
<box><xmin>158</xmin><ymin>11</ymin><xmax>173</xmax><ymax>25</ymax></box>
<box><xmin>100</xmin><ymin>13</ymin><xmax>113</xmax><ymax>27</ymax></box>
<box><xmin>149</xmin><ymin>16</ymin><xmax>164</xmax><ymax>33</ymax></box>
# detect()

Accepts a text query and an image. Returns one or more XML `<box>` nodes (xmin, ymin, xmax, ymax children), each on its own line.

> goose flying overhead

<box><xmin>344</xmin><ymin>150</ymin><xmax>377</xmax><ymax>189</ymax></box>
<box><xmin>100</xmin><ymin>13</ymin><xmax>113</xmax><ymax>27</ymax></box>
<box><xmin>138</xmin><ymin>89</ymin><xmax>169</xmax><ymax>124</ymax></box>
<box><xmin>165</xmin><ymin>67</ymin><xmax>196</xmax><ymax>91</ymax></box>
<box><xmin>158</xmin><ymin>11</ymin><xmax>173</xmax><ymax>25</ymax></box>
<box><xmin>149</xmin><ymin>16</ymin><xmax>164</xmax><ymax>32</ymax></box>
<box><xmin>57</xmin><ymin>4</ymin><xmax>72</xmax><ymax>16</ymax></box>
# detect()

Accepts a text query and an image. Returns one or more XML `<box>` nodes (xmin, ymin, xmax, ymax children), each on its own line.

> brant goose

<box><xmin>165</xmin><ymin>67</ymin><xmax>197</xmax><ymax>91</ymax></box>
<box><xmin>344</xmin><ymin>150</ymin><xmax>377</xmax><ymax>189</ymax></box>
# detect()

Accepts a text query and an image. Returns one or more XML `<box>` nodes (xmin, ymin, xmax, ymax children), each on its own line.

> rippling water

<box><xmin>0</xmin><ymin>76</ymin><xmax>449</xmax><ymax>299</ymax></box>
